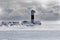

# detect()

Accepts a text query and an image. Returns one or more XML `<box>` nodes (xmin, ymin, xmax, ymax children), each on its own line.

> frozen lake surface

<box><xmin>0</xmin><ymin>21</ymin><xmax>60</xmax><ymax>40</ymax></box>
<box><xmin>0</xmin><ymin>30</ymin><xmax>60</xmax><ymax>40</ymax></box>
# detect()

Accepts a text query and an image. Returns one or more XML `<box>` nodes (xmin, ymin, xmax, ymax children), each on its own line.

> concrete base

<box><xmin>21</xmin><ymin>21</ymin><xmax>41</xmax><ymax>26</ymax></box>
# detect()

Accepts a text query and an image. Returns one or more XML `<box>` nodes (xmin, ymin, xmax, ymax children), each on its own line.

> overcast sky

<box><xmin>0</xmin><ymin>0</ymin><xmax>60</xmax><ymax>21</ymax></box>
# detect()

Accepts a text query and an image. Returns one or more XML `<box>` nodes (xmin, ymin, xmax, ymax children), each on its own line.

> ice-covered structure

<box><xmin>21</xmin><ymin>9</ymin><xmax>41</xmax><ymax>26</ymax></box>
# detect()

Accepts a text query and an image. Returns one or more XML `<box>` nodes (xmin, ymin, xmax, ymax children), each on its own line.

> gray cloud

<box><xmin>0</xmin><ymin>0</ymin><xmax>60</xmax><ymax>21</ymax></box>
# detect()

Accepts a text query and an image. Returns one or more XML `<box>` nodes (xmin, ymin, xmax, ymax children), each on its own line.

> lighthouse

<box><xmin>31</xmin><ymin>10</ymin><xmax>35</xmax><ymax>24</ymax></box>
<box><xmin>21</xmin><ymin>9</ymin><xmax>41</xmax><ymax>26</ymax></box>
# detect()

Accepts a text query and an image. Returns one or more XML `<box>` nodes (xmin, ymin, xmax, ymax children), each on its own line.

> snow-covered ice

<box><xmin>0</xmin><ymin>21</ymin><xmax>60</xmax><ymax>31</ymax></box>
